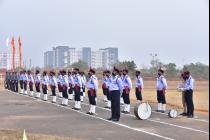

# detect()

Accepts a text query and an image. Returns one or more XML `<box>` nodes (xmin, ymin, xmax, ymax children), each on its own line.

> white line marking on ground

<box><xmin>129</xmin><ymin>104</ymin><xmax>209</xmax><ymax>123</ymax></box>
<box><xmin>66</xmin><ymin>96</ymin><xmax>209</xmax><ymax>135</ymax></box>
<box><xmin>7</xmin><ymin>90</ymin><xmax>209</xmax><ymax>135</ymax></box>
<box><xmin>8</xmin><ymin>91</ymin><xmax>175</xmax><ymax>140</ymax></box>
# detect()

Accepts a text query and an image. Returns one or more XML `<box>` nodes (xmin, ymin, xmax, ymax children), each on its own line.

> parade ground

<box><xmin>0</xmin><ymin>89</ymin><xmax>209</xmax><ymax>140</ymax></box>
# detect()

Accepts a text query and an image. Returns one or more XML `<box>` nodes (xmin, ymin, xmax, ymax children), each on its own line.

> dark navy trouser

<box><xmin>110</xmin><ymin>90</ymin><xmax>121</xmax><ymax>119</ymax></box>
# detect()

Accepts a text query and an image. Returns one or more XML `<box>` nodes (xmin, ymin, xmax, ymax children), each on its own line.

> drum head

<box><xmin>134</xmin><ymin>103</ymin><xmax>152</xmax><ymax>120</ymax></box>
<box><xmin>168</xmin><ymin>109</ymin><xmax>178</xmax><ymax>118</ymax></box>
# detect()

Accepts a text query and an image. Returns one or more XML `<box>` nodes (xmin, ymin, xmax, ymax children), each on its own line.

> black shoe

<box><xmin>72</xmin><ymin>107</ymin><xmax>78</xmax><ymax>110</ymax></box>
<box><xmin>87</xmin><ymin>112</ymin><xmax>91</xmax><ymax>115</ymax></box>
<box><xmin>161</xmin><ymin>110</ymin><xmax>166</xmax><ymax>113</ymax></box>
<box><xmin>156</xmin><ymin>110</ymin><xmax>161</xmax><ymax>112</ymax></box>
<box><xmin>124</xmin><ymin>111</ymin><xmax>130</xmax><ymax>114</ymax></box>
<box><xmin>112</xmin><ymin>118</ymin><xmax>119</xmax><ymax>122</ymax></box>
<box><xmin>107</xmin><ymin>118</ymin><xmax>113</xmax><ymax>121</ymax></box>
<box><xmin>180</xmin><ymin>112</ymin><xmax>187</xmax><ymax>116</ymax></box>
<box><xmin>187</xmin><ymin>115</ymin><xmax>194</xmax><ymax>118</ymax></box>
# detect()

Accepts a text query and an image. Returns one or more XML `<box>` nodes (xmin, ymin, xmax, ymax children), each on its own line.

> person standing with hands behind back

<box><xmin>156</xmin><ymin>69</ymin><xmax>168</xmax><ymax>113</ymax></box>
<box><xmin>107</xmin><ymin>67</ymin><xmax>123</xmax><ymax>122</ymax></box>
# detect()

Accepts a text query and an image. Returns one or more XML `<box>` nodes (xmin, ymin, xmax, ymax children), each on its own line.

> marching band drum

<box><xmin>134</xmin><ymin>102</ymin><xmax>152</xmax><ymax>120</ymax></box>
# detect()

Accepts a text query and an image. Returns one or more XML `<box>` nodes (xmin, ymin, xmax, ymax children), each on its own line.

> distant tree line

<box><xmin>17</xmin><ymin>59</ymin><xmax>209</xmax><ymax>81</ymax></box>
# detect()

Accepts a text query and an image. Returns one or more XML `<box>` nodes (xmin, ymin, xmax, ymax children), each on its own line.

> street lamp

<box><xmin>150</xmin><ymin>53</ymin><xmax>158</xmax><ymax>77</ymax></box>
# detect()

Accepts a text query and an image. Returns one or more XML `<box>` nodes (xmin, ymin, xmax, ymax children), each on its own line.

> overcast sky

<box><xmin>0</xmin><ymin>0</ymin><xmax>209</xmax><ymax>68</ymax></box>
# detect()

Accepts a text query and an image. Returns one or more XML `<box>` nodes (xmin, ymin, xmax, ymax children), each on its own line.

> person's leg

<box><xmin>52</xmin><ymin>86</ymin><xmax>57</xmax><ymax>103</ymax></box>
<box><xmin>180</xmin><ymin>92</ymin><xmax>187</xmax><ymax>115</ymax></box>
<box><xmin>110</xmin><ymin>91</ymin><xmax>114</xmax><ymax>119</ymax></box>
<box><xmin>184</xmin><ymin>91</ymin><xmax>190</xmax><ymax>116</ymax></box>
<box><xmin>161</xmin><ymin>92</ymin><xmax>167</xmax><ymax>113</ymax></box>
<box><xmin>188</xmin><ymin>90</ymin><xmax>194</xmax><ymax>117</ymax></box>
<box><xmin>157</xmin><ymin>91</ymin><xmax>162</xmax><ymax>111</ymax></box>
<box><xmin>115</xmin><ymin>91</ymin><xmax>121</xmax><ymax>120</ymax></box>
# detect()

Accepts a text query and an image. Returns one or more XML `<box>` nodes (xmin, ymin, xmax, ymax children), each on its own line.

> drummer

<box><xmin>177</xmin><ymin>72</ymin><xmax>187</xmax><ymax>116</ymax></box>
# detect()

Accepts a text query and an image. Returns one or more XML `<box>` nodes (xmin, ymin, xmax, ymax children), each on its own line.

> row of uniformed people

<box><xmin>102</xmin><ymin>68</ymin><xmax>195</xmax><ymax>119</ymax></box>
<box><xmin>17</xmin><ymin>68</ymin><xmax>97</xmax><ymax>115</ymax></box>
<box><xmin>5</xmin><ymin>71</ymin><xmax>19</xmax><ymax>92</ymax></box>
<box><xmin>6</xmin><ymin>67</ymin><xmax>195</xmax><ymax>120</ymax></box>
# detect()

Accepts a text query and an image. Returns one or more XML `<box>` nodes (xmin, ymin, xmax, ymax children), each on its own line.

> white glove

<box><xmin>120</xmin><ymin>90</ymin><xmax>123</xmax><ymax>95</ymax></box>
<box><xmin>179</xmin><ymin>88</ymin><xmax>185</xmax><ymax>91</ymax></box>
<box><xmin>80</xmin><ymin>88</ymin><xmax>83</xmax><ymax>92</ymax></box>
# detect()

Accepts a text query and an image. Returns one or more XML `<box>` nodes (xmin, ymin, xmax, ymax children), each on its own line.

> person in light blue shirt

<box><xmin>107</xmin><ymin>67</ymin><xmax>123</xmax><ymax>122</ymax></box>
<box><xmin>86</xmin><ymin>68</ymin><xmax>98</xmax><ymax>115</ymax></box>
<box><xmin>102</xmin><ymin>70</ymin><xmax>109</xmax><ymax>102</ymax></box>
<box><xmin>105</xmin><ymin>70</ymin><xmax>112</xmax><ymax>109</ymax></box>
<box><xmin>61</xmin><ymin>70</ymin><xmax>69</xmax><ymax>106</ymax></box>
<box><xmin>135</xmin><ymin>70</ymin><xmax>144</xmax><ymax>104</ymax></box>
<box><xmin>122</xmin><ymin>68</ymin><xmax>132</xmax><ymax>114</ymax></box>
<box><xmin>57</xmin><ymin>71</ymin><xmax>64</xmax><ymax>98</ymax></box>
<box><xmin>72</xmin><ymin>68</ymin><xmax>83</xmax><ymax>110</ymax></box>
<box><xmin>49</xmin><ymin>71</ymin><xmax>58</xmax><ymax>103</ymax></box>
<box><xmin>180</xmin><ymin>71</ymin><xmax>195</xmax><ymax>118</ymax></box>
<box><xmin>35</xmin><ymin>70</ymin><xmax>41</xmax><ymax>98</ymax></box>
<box><xmin>80</xmin><ymin>71</ymin><xmax>86</xmax><ymax>102</ymax></box>
<box><xmin>23</xmin><ymin>70</ymin><xmax>29</xmax><ymax>95</ymax></box>
<box><xmin>68</xmin><ymin>71</ymin><xmax>75</xmax><ymax>100</ymax></box>
<box><xmin>19</xmin><ymin>71</ymin><xmax>24</xmax><ymax>94</ymax></box>
<box><xmin>156</xmin><ymin>69</ymin><xmax>168</xmax><ymax>113</ymax></box>
<box><xmin>42</xmin><ymin>71</ymin><xmax>49</xmax><ymax>101</ymax></box>
<box><xmin>27</xmin><ymin>70</ymin><xmax>34</xmax><ymax>97</ymax></box>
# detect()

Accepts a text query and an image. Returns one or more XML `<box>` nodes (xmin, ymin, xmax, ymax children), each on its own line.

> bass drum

<box><xmin>134</xmin><ymin>103</ymin><xmax>152</xmax><ymax>120</ymax></box>
<box><xmin>168</xmin><ymin>109</ymin><xmax>178</xmax><ymax>118</ymax></box>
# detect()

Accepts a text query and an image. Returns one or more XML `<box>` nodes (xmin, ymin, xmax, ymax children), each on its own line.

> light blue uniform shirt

<box><xmin>136</xmin><ymin>76</ymin><xmax>144</xmax><ymax>88</ymax></box>
<box><xmin>19</xmin><ymin>74</ymin><xmax>24</xmax><ymax>81</ymax></box>
<box><xmin>68</xmin><ymin>75</ymin><xmax>75</xmax><ymax>86</ymax></box>
<box><xmin>35</xmin><ymin>74</ymin><xmax>41</xmax><ymax>83</ymax></box>
<box><xmin>122</xmin><ymin>75</ymin><xmax>132</xmax><ymax>89</ymax></box>
<box><xmin>103</xmin><ymin>76</ymin><xmax>109</xmax><ymax>87</ymax></box>
<box><xmin>28</xmin><ymin>74</ymin><xmax>34</xmax><ymax>83</ymax></box>
<box><xmin>87</xmin><ymin>75</ymin><xmax>99</xmax><ymax>91</ymax></box>
<box><xmin>184</xmin><ymin>76</ymin><xmax>194</xmax><ymax>91</ymax></box>
<box><xmin>74</xmin><ymin>74</ymin><xmax>83</xmax><ymax>88</ymax></box>
<box><xmin>49</xmin><ymin>76</ymin><xmax>57</xmax><ymax>86</ymax></box>
<box><xmin>109</xmin><ymin>75</ymin><xmax>124</xmax><ymax>91</ymax></box>
<box><xmin>42</xmin><ymin>75</ymin><xmax>49</xmax><ymax>86</ymax></box>
<box><xmin>156</xmin><ymin>75</ymin><xmax>167</xmax><ymax>91</ymax></box>
<box><xmin>23</xmin><ymin>74</ymin><xmax>28</xmax><ymax>81</ymax></box>
<box><xmin>61</xmin><ymin>75</ymin><xmax>69</xmax><ymax>87</ymax></box>
<box><xmin>57</xmin><ymin>75</ymin><xmax>63</xmax><ymax>84</ymax></box>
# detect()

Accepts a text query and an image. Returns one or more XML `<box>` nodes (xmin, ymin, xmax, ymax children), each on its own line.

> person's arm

<box><xmin>93</xmin><ymin>78</ymin><xmax>99</xmax><ymax>92</ymax></box>
<box><xmin>184</xmin><ymin>78</ymin><xmax>194</xmax><ymax>91</ymax></box>
<box><xmin>127</xmin><ymin>77</ymin><xmax>132</xmax><ymax>90</ymax></box>
<box><xmin>117</xmin><ymin>78</ymin><xmax>124</xmax><ymax>94</ymax></box>
<box><xmin>140</xmin><ymin>78</ymin><xmax>144</xmax><ymax>89</ymax></box>
<box><xmin>162</xmin><ymin>78</ymin><xmax>168</xmax><ymax>90</ymax></box>
<box><xmin>32</xmin><ymin>76</ymin><xmax>35</xmax><ymax>83</ymax></box>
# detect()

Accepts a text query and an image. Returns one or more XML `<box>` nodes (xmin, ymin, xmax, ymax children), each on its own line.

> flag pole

<box><xmin>11</xmin><ymin>36</ymin><xmax>15</xmax><ymax>71</ymax></box>
<box><xmin>18</xmin><ymin>36</ymin><xmax>23</xmax><ymax>69</ymax></box>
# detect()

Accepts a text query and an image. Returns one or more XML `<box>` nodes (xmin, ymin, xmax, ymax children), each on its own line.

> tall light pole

<box><xmin>150</xmin><ymin>53</ymin><xmax>158</xmax><ymax>77</ymax></box>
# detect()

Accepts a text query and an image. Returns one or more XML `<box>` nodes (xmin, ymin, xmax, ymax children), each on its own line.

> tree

<box><xmin>70</xmin><ymin>60</ymin><xmax>88</xmax><ymax>71</ymax></box>
<box><xmin>165</xmin><ymin>63</ymin><xmax>178</xmax><ymax>78</ymax></box>
<box><xmin>117</xmin><ymin>61</ymin><xmax>137</xmax><ymax>72</ymax></box>
<box><xmin>183</xmin><ymin>62</ymin><xmax>209</xmax><ymax>80</ymax></box>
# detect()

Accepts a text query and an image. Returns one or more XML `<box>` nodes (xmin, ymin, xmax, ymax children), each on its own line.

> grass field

<box><xmin>0</xmin><ymin>129</ymin><xmax>84</xmax><ymax>140</ymax></box>
<box><xmin>0</xmin><ymin>80</ymin><xmax>209</xmax><ymax>112</ymax></box>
